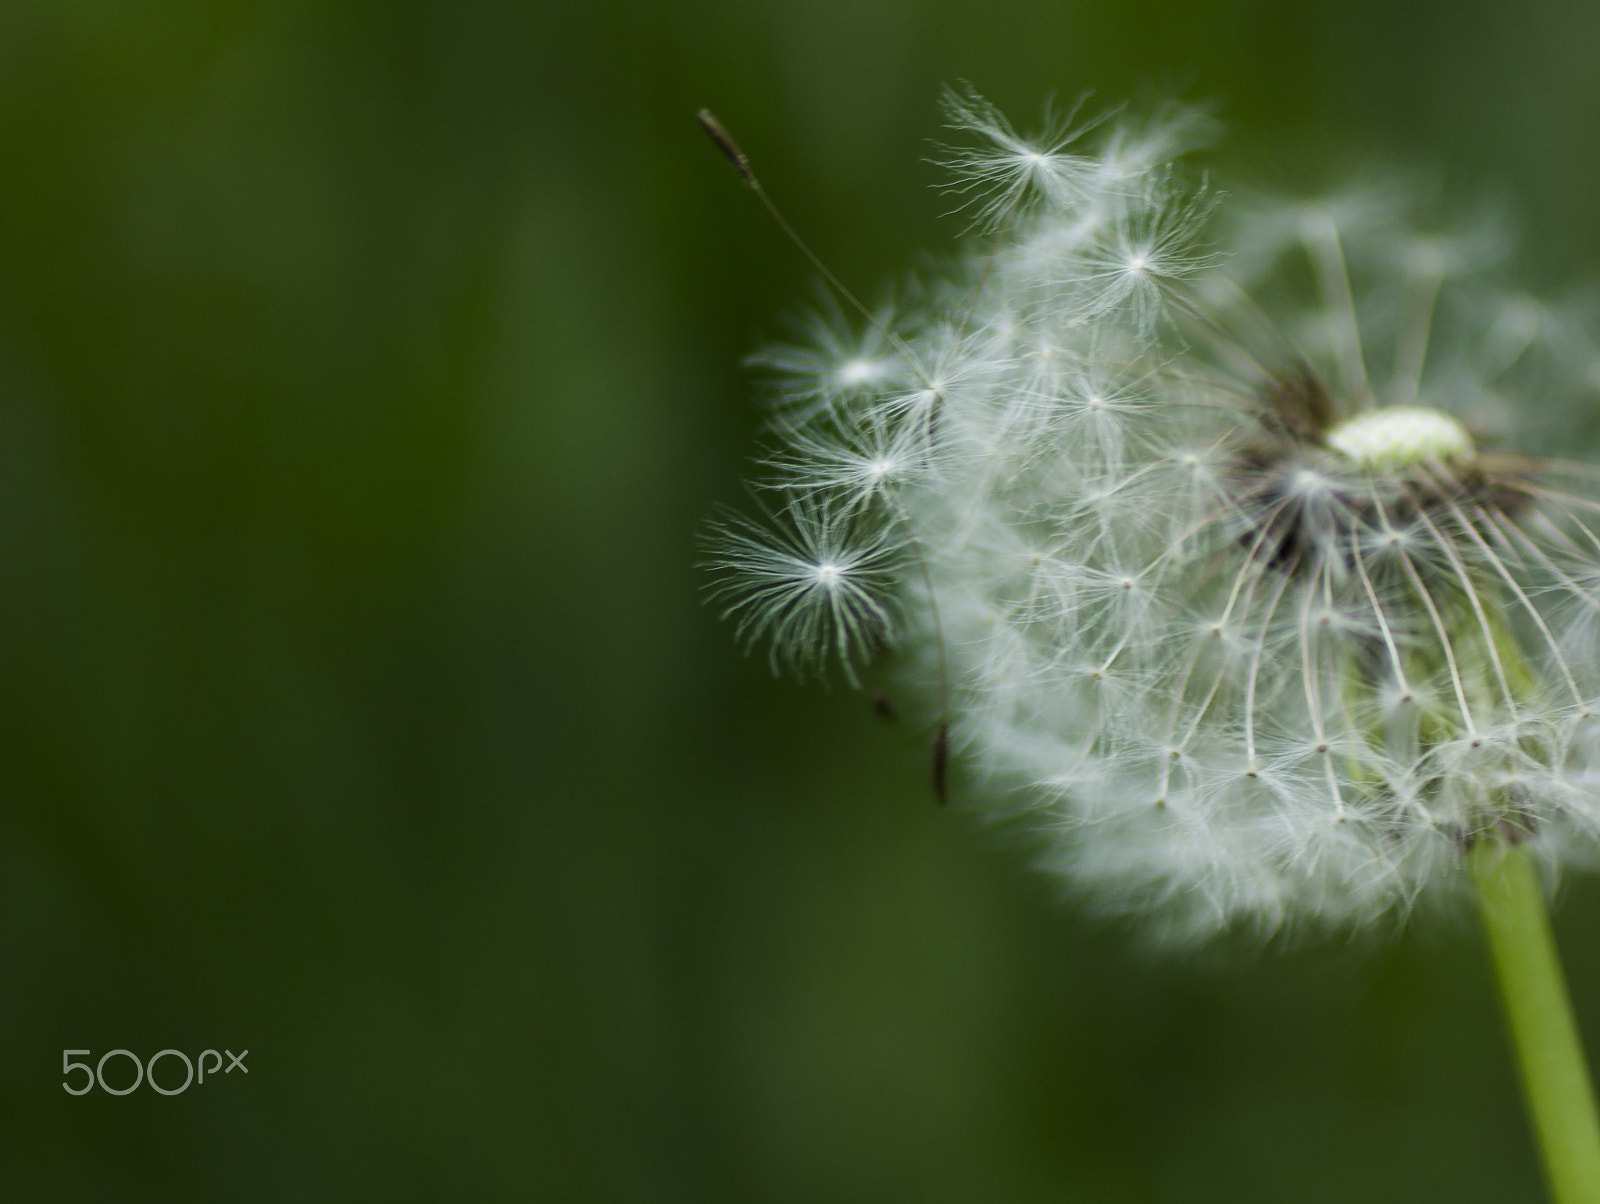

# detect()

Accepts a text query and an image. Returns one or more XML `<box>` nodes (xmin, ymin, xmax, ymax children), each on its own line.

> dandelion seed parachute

<box><xmin>709</xmin><ymin>89</ymin><xmax>1600</xmax><ymax>941</ymax></box>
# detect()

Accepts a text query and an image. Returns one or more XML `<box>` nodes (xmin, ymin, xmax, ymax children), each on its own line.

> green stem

<box><xmin>1470</xmin><ymin>840</ymin><xmax>1600</xmax><ymax>1203</ymax></box>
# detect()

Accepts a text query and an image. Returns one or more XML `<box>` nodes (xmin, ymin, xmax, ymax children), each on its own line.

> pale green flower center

<box><xmin>1327</xmin><ymin>405</ymin><xmax>1475</xmax><ymax>469</ymax></box>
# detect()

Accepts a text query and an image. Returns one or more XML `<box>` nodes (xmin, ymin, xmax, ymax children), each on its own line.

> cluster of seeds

<box><xmin>708</xmin><ymin>91</ymin><xmax>1600</xmax><ymax>939</ymax></box>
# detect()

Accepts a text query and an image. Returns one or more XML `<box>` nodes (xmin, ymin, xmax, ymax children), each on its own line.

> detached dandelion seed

<box><xmin>701</xmin><ymin>91</ymin><xmax>1600</xmax><ymax>1200</ymax></box>
<box><xmin>704</xmin><ymin>495</ymin><xmax>903</xmax><ymax>686</ymax></box>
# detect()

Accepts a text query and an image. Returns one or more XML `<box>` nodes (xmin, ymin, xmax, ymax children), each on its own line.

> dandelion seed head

<box><xmin>710</xmin><ymin>92</ymin><xmax>1600</xmax><ymax>942</ymax></box>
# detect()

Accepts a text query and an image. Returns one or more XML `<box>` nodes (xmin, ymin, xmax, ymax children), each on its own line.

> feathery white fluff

<box><xmin>708</xmin><ymin>90</ymin><xmax>1600</xmax><ymax>941</ymax></box>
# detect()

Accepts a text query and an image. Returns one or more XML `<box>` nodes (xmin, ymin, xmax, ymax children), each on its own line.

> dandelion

<box><xmin>701</xmin><ymin>93</ymin><xmax>1600</xmax><ymax>1199</ymax></box>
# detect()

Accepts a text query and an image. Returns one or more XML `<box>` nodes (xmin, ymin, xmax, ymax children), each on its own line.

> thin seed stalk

<box><xmin>1470</xmin><ymin>840</ymin><xmax>1600</xmax><ymax>1203</ymax></box>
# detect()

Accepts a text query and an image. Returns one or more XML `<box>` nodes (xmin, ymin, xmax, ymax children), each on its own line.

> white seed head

<box><xmin>711</xmin><ymin>93</ymin><xmax>1600</xmax><ymax>942</ymax></box>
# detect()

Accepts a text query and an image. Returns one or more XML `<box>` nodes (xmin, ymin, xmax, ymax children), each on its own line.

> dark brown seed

<box><xmin>930</xmin><ymin>722</ymin><xmax>949</xmax><ymax>806</ymax></box>
<box><xmin>696</xmin><ymin>109</ymin><xmax>755</xmax><ymax>186</ymax></box>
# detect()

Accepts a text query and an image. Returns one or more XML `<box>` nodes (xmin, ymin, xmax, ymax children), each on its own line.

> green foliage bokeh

<box><xmin>4</xmin><ymin>0</ymin><xmax>1600</xmax><ymax>1199</ymax></box>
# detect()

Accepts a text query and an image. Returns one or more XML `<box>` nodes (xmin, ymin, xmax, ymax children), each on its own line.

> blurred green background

<box><xmin>4</xmin><ymin>0</ymin><xmax>1600</xmax><ymax>1199</ymax></box>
